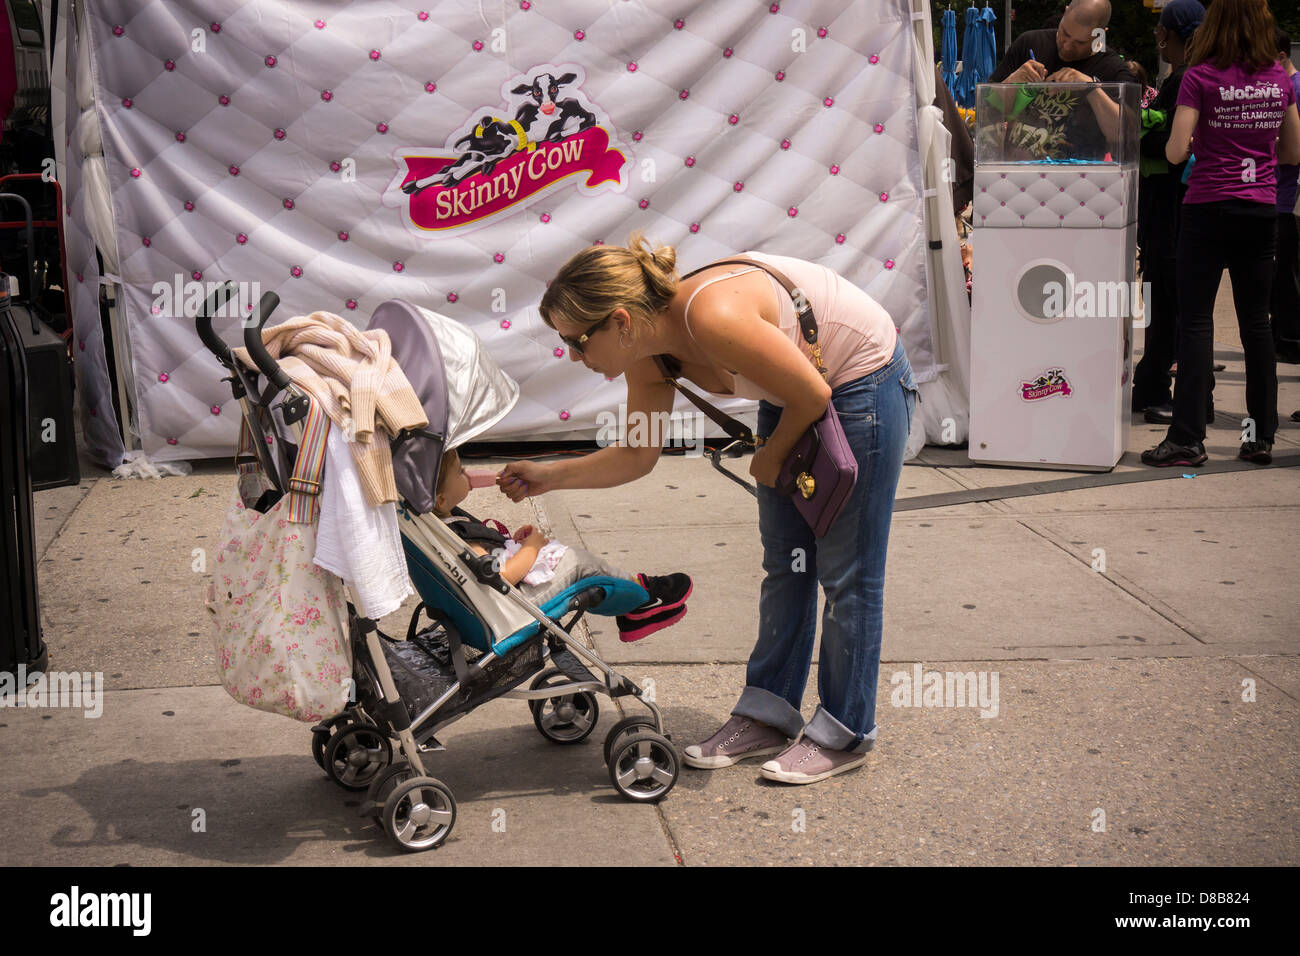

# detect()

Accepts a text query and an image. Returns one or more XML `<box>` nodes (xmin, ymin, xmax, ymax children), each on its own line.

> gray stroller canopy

<box><xmin>369</xmin><ymin>299</ymin><xmax>519</xmax><ymax>515</ymax></box>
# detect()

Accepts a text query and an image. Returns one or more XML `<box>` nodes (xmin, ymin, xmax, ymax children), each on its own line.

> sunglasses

<box><xmin>558</xmin><ymin>312</ymin><xmax>614</xmax><ymax>355</ymax></box>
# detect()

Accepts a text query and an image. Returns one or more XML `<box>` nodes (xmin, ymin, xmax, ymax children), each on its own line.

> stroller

<box><xmin>196</xmin><ymin>285</ymin><xmax>679</xmax><ymax>852</ymax></box>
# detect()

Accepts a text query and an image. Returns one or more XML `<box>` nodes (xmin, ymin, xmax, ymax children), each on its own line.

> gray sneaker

<box><xmin>760</xmin><ymin>737</ymin><xmax>869</xmax><ymax>784</ymax></box>
<box><xmin>683</xmin><ymin>716</ymin><xmax>789</xmax><ymax>769</ymax></box>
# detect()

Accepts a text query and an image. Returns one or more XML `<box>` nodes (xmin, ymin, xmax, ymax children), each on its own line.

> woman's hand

<box><xmin>749</xmin><ymin>444</ymin><xmax>783</xmax><ymax>489</ymax></box>
<box><xmin>511</xmin><ymin>524</ymin><xmax>534</xmax><ymax>543</ymax></box>
<box><xmin>496</xmin><ymin>460</ymin><xmax>552</xmax><ymax>501</ymax></box>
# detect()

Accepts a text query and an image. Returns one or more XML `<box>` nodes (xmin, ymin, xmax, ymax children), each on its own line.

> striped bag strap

<box><xmin>285</xmin><ymin>400</ymin><xmax>330</xmax><ymax>524</ymax></box>
<box><xmin>236</xmin><ymin>416</ymin><xmax>261</xmax><ymax>475</ymax></box>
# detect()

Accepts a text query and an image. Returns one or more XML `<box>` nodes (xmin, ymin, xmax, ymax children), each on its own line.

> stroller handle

<box><xmin>242</xmin><ymin>291</ymin><xmax>293</xmax><ymax>391</ymax></box>
<box><xmin>194</xmin><ymin>281</ymin><xmax>239</xmax><ymax>366</ymax></box>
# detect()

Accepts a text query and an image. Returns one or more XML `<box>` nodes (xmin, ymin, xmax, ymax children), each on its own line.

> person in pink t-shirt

<box><xmin>1141</xmin><ymin>0</ymin><xmax>1300</xmax><ymax>469</ymax></box>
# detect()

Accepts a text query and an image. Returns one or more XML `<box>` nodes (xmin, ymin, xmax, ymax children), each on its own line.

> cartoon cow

<box><xmin>402</xmin><ymin>72</ymin><xmax>596</xmax><ymax>195</ymax></box>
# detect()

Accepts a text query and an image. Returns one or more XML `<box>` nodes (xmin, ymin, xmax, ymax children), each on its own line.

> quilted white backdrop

<box><xmin>61</xmin><ymin>0</ymin><xmax>947</xmax><ymax>462</ymax></box>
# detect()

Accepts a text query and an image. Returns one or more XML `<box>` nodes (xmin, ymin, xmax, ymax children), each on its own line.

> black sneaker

<box><xmin>1238</xmin><ymin>440</ymin><xmax>1272</xmax><ymax>465</ymax></box>
<box><xmin>1142</xmin><ymin>403</ymin><xmax>1173</xmax><ymax>424</ymax></box>
<box><xmin>1141</xmin><ymin>438</ymin><xmax>1208</xmax><ymax>467</ymax></box>
<box><xmin>624</xmin><ymin>572</ymin><xmax>693</xmax><ymax>620</ymax></box>
<box><xmin>1291</xmin><ymin>410</ymin><xmax>1300</xmax><ymax>423</ymax></box>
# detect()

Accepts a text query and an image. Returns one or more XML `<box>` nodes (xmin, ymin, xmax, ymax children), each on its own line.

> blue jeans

<box><xmin>732</xmin><ymin>340</ymin><xmax>917</xmax><ymax>753</ymax></box>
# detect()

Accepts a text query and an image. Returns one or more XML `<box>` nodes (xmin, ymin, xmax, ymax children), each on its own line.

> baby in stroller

<box><xmin>433</xmin><ymin>449</ymin><xmax>692</xmax><ymax>642</ymax></box>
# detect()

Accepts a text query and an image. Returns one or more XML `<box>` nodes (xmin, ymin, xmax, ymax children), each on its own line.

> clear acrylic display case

<box><xmin>974</xmin><ymin>82</ymin><xmax>1139</xmax><ymax>165</ymax></box>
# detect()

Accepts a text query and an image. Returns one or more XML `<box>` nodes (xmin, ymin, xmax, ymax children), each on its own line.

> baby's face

<box><xmin>439</xmin><ymin>458</ymin><xmax>471</xmax><ymax>509</ymax></box>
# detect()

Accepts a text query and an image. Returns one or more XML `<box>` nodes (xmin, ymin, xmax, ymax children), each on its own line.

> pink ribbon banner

<box><xmin>400</xmin><ymin>127</ymin><xmax>626</xmax><ymax>231</ymax></box>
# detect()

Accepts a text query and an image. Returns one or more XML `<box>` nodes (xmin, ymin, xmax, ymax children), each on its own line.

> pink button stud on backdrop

<box><xmin>869</xmin><ymin>54</ymin><xmax>880</xmax><ymax>64</ymax></box>
<box><xmin>627</xmin><ymin>61</ymin><xmax>637</xmax><ymax>72</ymax></box>
<box><xmin>518</xmin><ymin>1</ymin><xmax>530</xmax><ymax>9</ymax></box>
<box><xmin>554</xmin><ymin>347</ymin><xmax>565</xmax><ymax>357</ymax></box>
<box><xmin>113</xmin><ymin>25</ymin><xmax>124</xmax><ymax>36</ymax></box>
<box><xmin>321</xmin><ymin>90</ymin><xmax>333</xmax><ymax>101</ymax></box>
<box><xmin>418</xmin><ymin>11</ymin><xmax>430</xmax><ymax>20</ymax></box>
<box><xmin>788</xmin><ymin>207</ymin><xmax>798</xmax><ymax>217</ymax></box>
<box><xmin>632</xmin><ymin>130</ymin><xmax>643</xmax><ymax>142</ymax></box>
<box><xmin>167</xmin><ymin>438</ymin><xmax>178</xmax><ymax>446</ymax></box>
<box><xmin>330</xmin><ymin>161</ymin><xmax>342</xmax><ymax>172</ymax></box>
<box><xmin>183</xmin><ymin>200</ymin><xmax>195</xmax><ymax>211</ymax></box>
<box><xmin>265</xmin><ymin>55</ymin><xmax>277</xmax><ymax>67</ymax></box>
<box><xmin>473</xmin><ymin>40</ymin><xmax>484</xmax><ymax>51</ymax></box>
<box><xmin>315</xmin><ymin>19</ymin><xmax>326</xmax><ymax>28</ymax></box>
<box><xmin>823</xmin><ymin>96</ymin><xmax>834</xmax><ymax>107</ymax></box>
<box><xmin>175</xmin><ymin>131</ymin><xmax>186</xmax><ymax>144</ymax></box>
<box><xmin>236</xmin><ymin>233</ymin><xmax>247</xmax><ymax>244</ymax></box>
<box><xmin>164</xmin><ymin>59</ymin><xmax>175</xmax><ymax>71</ymax></box>
<box><xmin>734</xmin><ymin>181</ymin><xmax>744</xmax><ymax>191</ymax></box>
<box><xmin>229</xmin><ymin>165</ymin><xmax>239</xmax><ymax>176</ymax></box>
<box><xmin>425</xmin><ymin>82</ymin><xmax>436</xmax><ymax>93</ymax></box>
<box><xmin>638</xmin><ymin>199</ymin><xmax>649</xmax><ymax>209</ymax></box>
<box><xmin>283</xmin><ymin>198</ymin><xmax>294</xmax><ymax>209</ymax></box>
<box><xmin>142</xmin><ymin>237</ymin><xmax>151</xmax><ymax>247</ymax></box>
<box><xmin>874</xmin><ymin>123</ymin><xmax>885</xmax><ymax>134</ymax></box>
<box><xmin>770</xmin><ymin>3</ymin><xmax>780</xmax><ymax>12</ymax></box>
<box><xmin>211</xmin><ymin>405</ymin><xmax>222</xmax><ymax>415</ymax></box>
<box><xmin>122</xmin><ymin>98</ymin><xmax>132</xmax><ymax>108</ymax></box>
<box><xmin>559</xmin><ymin>410</ymin><xmax>570</xmax><ymax>421</ymax></box>
<box><xmin>540</xmin><ymin>213</ymin><xmax>551</xmax><ymax>223</ymax></box>
<box><xmin>574</xmin><ymin>30</ymin><xmax>585</xmax><ymax>41</ymax></box>
<box><xmin>679</xmin><ymin>89</ymin><xmax>689</xmax><ymax>100</ymax></box>
<box><xmin>818</xmin><ymin>27</ymin><xmax>828</xmax><ymax>37</ymax></box>
<box><xmin>158</xmin><ymin>372</ymin><xmax>169</xmax><ymax>383</ymax></box>
<box><xmin>393</xmin><ymin>261</ymin><xmax>404</xmax><ymax>272</ymax></box>
<box><xmin>131</xmin><ymin>168</ymin><xmax>141</xmax><ymax>178</ymax></box>
<box><xmin>447</xmin><ymin>292</ymin><xmax>459</xmax><ymax>303</ymax></box>
<box><xmin>884</xmin><ymin>259</ymin><xmax>895</xmax><ymax>269</ymax></box>
<box><xmin>369</xmin><ymin>49</ymin><xmax>381</xmax><ymax>61</ymax></box>
<box><xmin>684</xmin><ymin>156</ymin><xmax>695</xmax><ymax>167</ymax></box>
<box><xmin>689</xmin><ymin>222</ymin><xmax>700</xmax><ymax>233</ymax></box>
<box><xmin>493</xmin><ymin>252</ymin><xmax>505</xmax><ymax>263</ymax></box>
<box><xmin>274</xmin><ymin>128</ymin><xmax>286</xmax><ymax>139</ymax></box>
<box><xmin>210</xmin><ymin>22</ymin><xmax>221</xmax><ymax>33</ymax></box>
<box><xmin>500</xmin><ymin>319</ymin><xmax>512</xmax><ymax>329</ymax></box>
<box><xmin>729</xmin><ymin>114</ymin><xmax>740</xmax><ymax>125</ymax></box>
<box><xmin>346</xmin><ymin>299</ymin><xmax>358</xmax><ymax>310</ymax></box>
<box><xmin>191</xmin><ymin>271</ymin><xmax>202</xmax><ymax>280</ymax></box>
<box><xmin>290</xmin><ymin>266</ymin><xmax>303</xmax><ymax>278</ymax></box>
<box><xmin>775</xmin><ymin>71</ymin><xmax>785</xmax><ymax>81</ymax></box>
<box><xmin>674</xmin><ymin>18</ymin><xmax>685</xmax><ymax>29</ymax></box>
<box><xmin>835</xmin><ymin>234</ymin><xmax>846</xmax><ymax>243</ymax></box>
<box><xmin>376</xmin><ymin>122</ymin><xmax>389</xmax><ymax>134</ymax></box>
<box><xmin>219</xmin><ymin>94</ymin><xmax>231</xmax><ymax>106</ymax></box>
<box><xmin>338</xmin><ymin>231</ymin><xmax>349</xmax><ymax>241</ymax></box>
<box><xmin>830</xmin><ymin>164</ymin><xmax>840</xmax><ymax>175</ymax></box>
<box><xmin>466</xmin><ymin>470</ymin><xmax>497</xmax><ymax>489</ymax></box>
<box><xmin>781</xmin><ymin>139</ymin><xmax>791</xmax><ymax>149</ymax></box>
<box><xmin>879</xmin><ymin>192</ymin><xmax>889</xmax><ymax>202</ymax></box>
<box><xmin>723</xmin><ymin>48</ymin><xmax>733</xmax><ymax>58</ymax></box>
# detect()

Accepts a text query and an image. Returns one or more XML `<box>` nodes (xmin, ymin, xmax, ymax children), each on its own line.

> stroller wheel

<box><xmin>529</xmin><ymin>669</ymin><xmax>599</xmax><ymax>744</ymax></box>
<box><xmin>324</xmin><ymin>723</ymin><xmax>392</xmax><ymax>791</ymax></box>
<box><xmin>362</xmin><ymin>762</ymin><xmax>414</xmax><ymax>817</ymax></box>
<box><xmin>383</xmin><ymin>776</ymin><xmax>456</xmax><ymax>851</ymax></box>
<box><xmin>310</xmin><ymin>712</ymin><xmax>358</xmax><ymax>770</ymax></box>
<box><xmin>602</xmin><ymin>715</ymin><xmax>659</xmax><ymax>766</ymax></box>
<box><xmin>608</xmin><ymin>732</ymin><xmax>679</xmax><ymax>803</ymax></box>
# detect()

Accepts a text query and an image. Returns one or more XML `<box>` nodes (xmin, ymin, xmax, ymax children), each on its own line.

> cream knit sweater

<box><xmin>233</xmin><ymin>311</ymin><xmax>428</xmax><ymax>505</ymax></box>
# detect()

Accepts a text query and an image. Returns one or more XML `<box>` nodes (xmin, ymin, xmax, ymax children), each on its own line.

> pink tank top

<box><xmin>681</xmin><ymin>251</ymin><xmax>897</xmax><ymax>406</ymax></box>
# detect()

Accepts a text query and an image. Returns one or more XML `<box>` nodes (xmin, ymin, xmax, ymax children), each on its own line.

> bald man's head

<box><xmin>1066</xmin><ymin>0</ymin><xmax>1113</xmax><ymax>30</ymax></box>
<box><xmin>1057</xmin><ymin>0</ymin><xmax>1111</xmax><ymax>62</ymax></box>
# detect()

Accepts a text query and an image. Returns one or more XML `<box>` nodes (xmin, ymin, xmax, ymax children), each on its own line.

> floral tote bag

<box><xmin>206</xmin><ymin>402</ymin><xmax>353</xmax><ymax>722</ymax></box>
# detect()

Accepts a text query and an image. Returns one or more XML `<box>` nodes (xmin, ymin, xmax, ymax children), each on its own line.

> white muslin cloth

<box><xmin>493</xmin><ymin>538</ymin><xmax>571</xmax><ymax>587</ymax></box>
<box><xmin>314</xmin><ymin>425</ymin><xmax>414</xmax><ymax>618</ymax></box>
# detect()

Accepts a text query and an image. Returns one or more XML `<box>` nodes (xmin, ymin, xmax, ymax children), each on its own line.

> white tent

<box><xmin>49</xmin><ymin>0</ymin><xmax>969</xmax><ymax>469</ymax></box>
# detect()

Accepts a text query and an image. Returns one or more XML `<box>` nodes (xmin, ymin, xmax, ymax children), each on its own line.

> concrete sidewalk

<box><xmin>4</xmin><ymin>285</ymin><xmax>1298</xmax><ymax>866</ymax></box>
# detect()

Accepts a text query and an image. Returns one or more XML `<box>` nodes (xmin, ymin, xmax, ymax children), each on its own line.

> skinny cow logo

<box><xmin>1020</xmin><ymin>368</ymin><xmax>1072</xmax><ymax>402</ymax></box>
<box><xmin>385</xmin><ymin>64</ymin><xmax>630</xmax><ymax>236</ymax></box>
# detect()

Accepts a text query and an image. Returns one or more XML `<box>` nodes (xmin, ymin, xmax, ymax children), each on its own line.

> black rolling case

<box><xmin>16</xmin><ymin>298</ymin><xmax>79</xmax><ymax>491</ymax></box>
<box><xmin>0</xmin><ymin>270</ymin><xmax>48</xmax><ymax>677</ymax></box>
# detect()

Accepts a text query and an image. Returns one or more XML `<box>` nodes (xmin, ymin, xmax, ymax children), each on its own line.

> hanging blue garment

<box><xmin>953</xmin><ymin>7</ymin><xmax>980</xmax><ymax>107</ymax></box>
<box><xmin>977</xmin><ymin>5</ymin><xmax>1000</xmax><ymax>83</ymax></box>
<box><xmin>941</xmin><ymin>9</ymin><xmax>959</xmax><ymax>104</ymax></box>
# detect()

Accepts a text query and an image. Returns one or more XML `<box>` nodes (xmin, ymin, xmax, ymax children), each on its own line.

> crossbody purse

<box><xmin>653</xmin><ymin>257</ymin><xmax>858</xmax><ymax>537</ymax></box>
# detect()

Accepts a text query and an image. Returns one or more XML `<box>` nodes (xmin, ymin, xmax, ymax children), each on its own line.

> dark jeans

<box><xmin>1132</xmin><ymin>254</ymin><xmax>1177</xmax><ymax>408</ymax></box>
<box><xmin>1169</xmin><ymin>201</ymin><xmax>1278</xmax><ymax>446</ymax></box>
<box><xmin>1271</xmin><ymin>212</ymin><xmax>1300</xmax><ymax>350</ymax></box>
